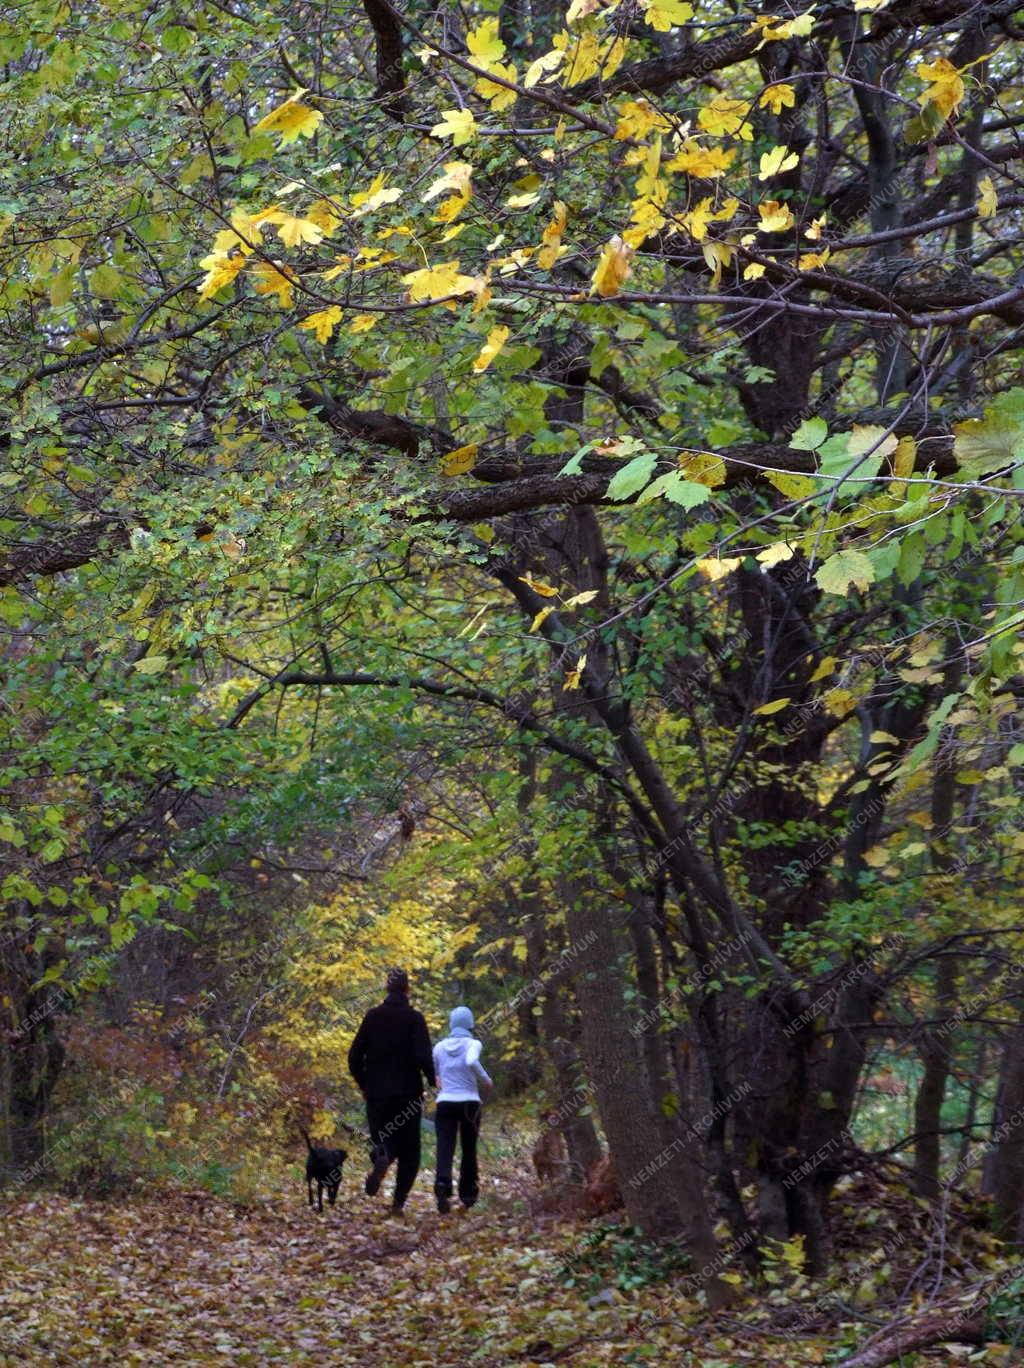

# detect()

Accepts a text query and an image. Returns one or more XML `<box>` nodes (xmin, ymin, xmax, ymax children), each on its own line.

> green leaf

<box><xmin>559</xmin><ymin>441</ymin><xmax>596</xmax><ymax>476</ymax></box>
<box><xmin>896</xmin><ymin>533</ymin><xmax>925</xmax><ymax>587</ymax></box>
<box><xmin>133</xmin><ymin>655</ymin><xmax>169</xmax><ymax>674</ymax></box>
<box><xmin>606</xmin><ymin>453</ymin><xmax>657</xmax><ymax>501</ymax></box>
<box><xmin>953</xmin><ymin>388</ymin><xmax>1024</xmax><ymax>476</ymax></box>
<box><xmin>789</xmin><ymin>417</ymin><xmax>828</xmax><ymax>452</ymax></box>
<box><xmin>818</xmin><ymin>426</ymin><xmax>894</xmax><ymax>485</ymax></box>
<box><xmin>50</xmin><ymin>264</ymin><xmax>75</xmax><ymax>307</ymax></box>
<box><xmin>636</xmin><ymin>472</ymin><xmax>712</xmax><ymax>509</ymax></box>
<box><xmin>161</xmin><ymin>25</ymin><xmax>194</xmax><ymax>54</ymax></box>
<box><xmin>814</xmin><ymin>549</ymin><xmax>875</xmax><ymax>596</ymax></box>
<box><xmin>88</xmin><ymin>263</ymin><xmax>123</xmax><ymax>299</ymax></box>
<box><xmin>867</xmin><ymin>540</ymin><xmax>901</xmax><ymax>581</ymax></box>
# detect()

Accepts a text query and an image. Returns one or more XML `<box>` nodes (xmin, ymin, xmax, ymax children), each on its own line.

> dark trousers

<box><xmin>366</xmin><ymin>1094</ymin><xmax>422</xmax><ymax>1206</ymax></box>
<box><xmin>434</xmin><ymin>1100</ymin><xmax>482</xmax><ymax>1206</ymax></box>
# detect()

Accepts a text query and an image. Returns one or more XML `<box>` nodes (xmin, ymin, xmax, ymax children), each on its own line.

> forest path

<box><xmin>0</xmin><ymin>1157</ymin><xmax>702</xmax><ymax>1368</ymax></box>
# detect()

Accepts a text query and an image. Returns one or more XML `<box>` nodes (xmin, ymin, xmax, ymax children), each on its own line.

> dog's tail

<box><xmin>298</xmin><ymin>1124</ymin><xmax>315</xmax><ymax>1152</ymax></box>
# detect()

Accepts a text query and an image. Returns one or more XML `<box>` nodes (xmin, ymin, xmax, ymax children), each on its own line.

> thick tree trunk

<box><xmin>986</xmin><ymin>1005</ymin><xmax>1024</xmax><ymax>1247</ymax></box>
<box><xmin>563</xmin><ymin>887</ymin><xmax>730</xmax><ymax>1305</ymax></box>
<box><xmin>525</xmin><ymin>912</ymin><xmax>603</xmax><ymax>1183</ymax></box>
<box><xmin>0</xmin><ymin>960</ymin><xmax>66</xmax><ymax>1180</ymax></box>
<box><xmin>913</xmin><ymin>955</ymin><xmax>955</xmax><ymax>1200</ymax></box>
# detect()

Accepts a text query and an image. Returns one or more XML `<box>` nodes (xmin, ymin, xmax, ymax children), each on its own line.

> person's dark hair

<box><xmin>386</xmin><ymin>966</ymin><xmax>409</xmax><ymax>995</ymax></box>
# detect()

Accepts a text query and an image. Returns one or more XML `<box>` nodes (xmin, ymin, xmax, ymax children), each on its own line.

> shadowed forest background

<box><xmin>2</xmin><ymin>0</ymin><xmax>1024</xmax><ymax>1362</ymax></box>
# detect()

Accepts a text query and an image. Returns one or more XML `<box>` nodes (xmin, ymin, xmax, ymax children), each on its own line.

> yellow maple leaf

<box><xmin>748</xmin><ymin>10</ymin><xmax>816</xmax><ymax>47</ymax></box>
<box><xmin>563</xmin><ymin>589</ymin><xmax>599</xmax><ymax>608</ymax></box>
<box><xmin>431</xmin><ymin>108</ymin><xmax>478</xmax><ymax>146</ymax></box>
<box><xmin>697</xmin><ymin>557</ymin><xmax>741</xmax><ymax>581</ymax></box>
<box><xmin>615</xmin><ymin>98</ymin><xmax>672</xmax><ymax>141</ymax></box>
<box><xmin>757</xmin><ymin>542</ymin><xmax>796</xmax><ymax>568</ymax></box>
<box><xmin>703</xmin><ymin>241</ymin><xmax>733</xmax><ymax>286</ymax></box>
<box><xmin>757</xmin><ymin>199</ymin><xmax>794</xmax><ymax>232</ymax></box>
<box><xmin>212</xmin><ymin>206</ymin><xmax>282</xmax><ymax>258</ymax></box>
<box><xmin>350</xmin><ymin>172</ymin><xmax>403</xmax><ymax>216</ymax></box>
<box><xmin>566</xmin><ymin>0</ymin><xmax>602</xmax><ymax>20</ymax></box>
<box><xmin>274</xmin><ymin>213</ymin><xmax>325</xmax><ymax>249</ymax></box>
<box><xmin>555</xmin><ymin>29</ymin><xmax>624</xmax><ymax>86</ymax></box>
<box><xmin>893</xmin><ymin>435</ymin><xmax>916</xmax><ymax>478</ymax></box>
<box><xmin>197</xmin><ymin>251</ymin><xmax>246</xmax><ymax>300</ymax></box>
<box><xmin>797</xmin><ymin>247</ymin><xmax>830</xmax><ymax>270</ymax></box>
<box><xmin>682</xmin><ymin>198</ymin><xmax>715</xmax><ymax>242</ymax></box>
<box><xmin>254</xmin><ymin>93</ymin><xmax>324</xmax><ymax>146</ymax></box>
<box><xmin>591</xmin><ymin>235</ymin><xmax>633</xmax><ymax>297</ymax></box>
<box><xmin>321</xmin><ymin>255</ymin><xmax>352</xmax><ymax>283</ymax></box>
<box><xmin>304</xmin><ymin>200</ymin><xmax>343</xmax><ymax>237</ymax></box>
<box><xmin>251</xmin><ymin>260</ymin><xmax>297</xmax><ymax>308</ymax></box>
<box><xmin>475</xmin><ymin>63</ymin><xmax>518</xmax><ymax>111</ymax></box>
<box><xmin>754</xmin><ymin>697</ymin><xmax>789</xmax><ymax>715</ymax></box>
<box><xmin>916</xmin><ymin>57</ymin><xmax>965</xmax><ymax>120</ymax></box>
<box><xmin>642</xmin><ymin>0</ymin><xmax>693</xmax><ymax>31</ymax></box>
<box><xmin>804</xmin><ymin>213</ymin><xmax>827</xmax><ymax>240</ymax></box>
<box><xmin>298</xmin><ymin>306</ymin><xmax>343</xmax><ymax>343</ymax></box>
<box><xmin>743</xmin><ymin>261</ymin><xmax>767</xmax><ymax>280</ymax></box>
<box><xmin>466</xmin><ymin>18</ymin><xmax>505</xmax><ymax>64</ymax></box>
<box><xmin>558</xmin><ymin>30</ymin><xmax>599</xmax><ymax>85</ymax></box>
<box><xmin>422</xmin><ymin>162</ymin><xmax>473</xmax><ymax>223</ymax></box>
<box><xmin>977</xmin><ymin>174</ymin><xmax>997</xmax><ymax>218</ymax></box>
<box><xmin>682</xmin><ymin>196</ymin><xmax>737</xmax><ymax>242</ymax></box>
<box><xmin>808</xmin><ymin>654</ymin><xmax>836</xmax><ymax>681</ymax></box>
<box><xmin>472</xmin><ymin>325</ymin><xmax>510</xmax><ymax>373</ymax></box>
<box><xmin>564</xmin><ymin>653</ymin><xmax>587</xmax><ymax>690</ymax></box>
<box><xmin>519</xmin><ymin>573</ymin><xmax>559</xmax><ymax>597</ymax></box>
<box><xmin>524</xmin><ymin>48</ymin><xmax>565</xmax><ymax>87</ymax></box>
<box><xmin>760</xmin><ymin>83</ymin><xmax>796</xmax><ymax>114</ymax></box>
<box><xmin>665</xmin><ymin>141</ymin><xmax>736</xmax><ymax>178</ymax></box>
<box><xmin>758</xmin><ymin>144</ymin><xmax>800</xmax><ymax>180</ymax></box>
<box><xmin>441</xmin><ymin>443</ymin><xmax>479</xmax><ymax>476</ymax></box>
<box><xmin>349</xmin><ymin>314</ymin><xmax>378</xmax><ymax>333</ymax></box>
<box><xmin>537</xmin><ymin>201</ymin><xmax>568</xmax><ymax>269</ymax></box>
<box><xmin>401</xmin><ymin>260</ymin><xmax>478</xmax><ymax>302</ymax></box>
<box><xmin>698</xmin><ymin>94</ymin><xmax>752</xmax><ymax>139</ymax></box>
<box><xmin>530</xmin><ymin>605</ymin><xmax>554</xmax><ymax>632</ymax></box>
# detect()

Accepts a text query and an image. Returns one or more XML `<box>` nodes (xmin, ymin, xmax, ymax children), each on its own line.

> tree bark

<box><xmin>563</xmin><ymin>885</ymin><xmax>730</xmax><ymax>1305</ymax></box>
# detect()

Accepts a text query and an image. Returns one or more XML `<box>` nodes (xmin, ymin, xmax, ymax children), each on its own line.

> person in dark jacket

<box><xmin>347</xmin><ymin>966</ymin><xmax>435</xmax><ymax>1212</ymax></box>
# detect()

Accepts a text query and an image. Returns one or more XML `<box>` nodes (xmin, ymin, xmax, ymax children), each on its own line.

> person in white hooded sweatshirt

<box><xmin>432</xmin><ymin>1005</ymin><xmax>492</xmax><ymax>1213</ymax></box>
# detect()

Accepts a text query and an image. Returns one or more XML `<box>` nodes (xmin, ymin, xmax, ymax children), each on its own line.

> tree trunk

<box><xmin>0</xmin><ymin>935</ymin><xmax>67</xmax><ymax>1181</ymax></box>
<box><xmin>913</xmin><ymin>650</ymin><xmax>961</xmax><ymax>1199</ymax></box>
<box><xmin>986</xmin><ymin>1004</ymin><xmax>1024</xmax><ymax>1247</ymax></box>
<box><xmin>563</xmin><ymin>886</ymin><xmax>730</xmax><ymax>1305</ymax></box>
<box><xmin>525</xmin><ymin>911</ymin><xmax>603</xmax><ymax>1183</ymax></box>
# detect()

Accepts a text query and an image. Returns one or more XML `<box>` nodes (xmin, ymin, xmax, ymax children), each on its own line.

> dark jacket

<box><xmin>348</xmin><ymin>991</ymin><xmax>435</xmax><ymax>1099</ymax></box>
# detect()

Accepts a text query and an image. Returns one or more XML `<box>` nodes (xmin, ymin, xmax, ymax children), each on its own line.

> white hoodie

<box><xmin>434</xmin><ymin>1035</ymin><xmax>493</xmax><ymax>1103</ymax></box>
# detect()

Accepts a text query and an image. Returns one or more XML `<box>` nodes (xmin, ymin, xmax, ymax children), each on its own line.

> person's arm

<box><xmin>347</xmin><ymin>1015</ymin><xmax>369</xmax><ymax>1094</ymax></box>
<box><xmin>471</xmin><ymin>1045</ymin><xmax>493</xmax><ymax>1092</ymax></box>
<box><xmin>414</xmin><ymin>1010</ymin><xmax>436</xmax><ymax>1090</ymax></box>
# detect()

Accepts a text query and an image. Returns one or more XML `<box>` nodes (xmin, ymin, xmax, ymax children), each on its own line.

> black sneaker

<box><xmin>436</xmin><ymin>1193</ymin><xmax>451</xmax><ymax>1214</ymax></box>
<box><xmin>389</xmin><ymin>1201</ymin><xmax>405</xmax><ymax>1218</ymax></box>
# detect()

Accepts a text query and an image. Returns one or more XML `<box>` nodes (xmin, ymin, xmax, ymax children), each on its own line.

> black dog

<box><xmin>300</xmin><ymin>1126</ymin><xmax>347</xmax><ymax>1213</ymax></box>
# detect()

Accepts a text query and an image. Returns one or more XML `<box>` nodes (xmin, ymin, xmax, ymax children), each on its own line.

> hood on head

<box><xmin>449</xmin><ymin>1005</ymin><xmax>474</xmax><ymax>1036</ymax></box>
<box><xmin>441</xmin><ymin>1036</ymin><xmax>482</xmax><ymax>1063</ymax></box>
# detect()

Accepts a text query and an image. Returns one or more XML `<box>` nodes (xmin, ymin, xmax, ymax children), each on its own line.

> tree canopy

<box><xmin>3</xmin><ymin>0</ymin><xmax>1024</xmax><ymax>1357</ymax></box>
